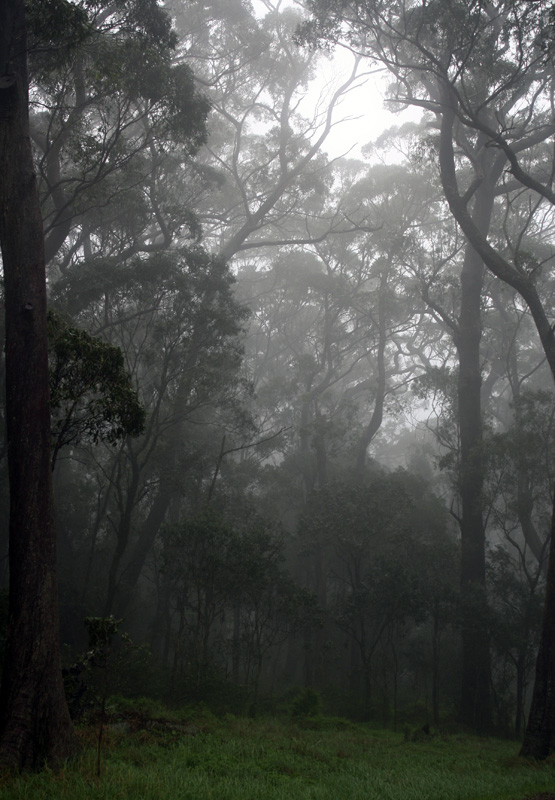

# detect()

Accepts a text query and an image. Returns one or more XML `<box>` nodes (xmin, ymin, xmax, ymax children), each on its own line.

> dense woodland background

<box><xmin>2</xmin><ymin>0</ymin><xmax>555</xmax><ymax>754</ymax></box>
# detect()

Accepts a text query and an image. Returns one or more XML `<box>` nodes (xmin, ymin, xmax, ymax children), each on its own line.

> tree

<box><xmin>301</xmin><ymin>0</ymin><xmax>555</xmax><ymax>750</ymax></box>
<box><xmin>298</xmin><ymin>468</ymin><xmax>452</xmax><ymax>717</ymax></box>
<box><xmin>237</xmin><ymin>157</ymin><xmax>440</xmax><ymax>487</ymax></box>
<box><xmin>0</xmin><ymin>0</ymin><xmax>77</xmax><ymax>768</ymax></box>
<box><xmin>488</xmin><ymin>545</ymin><xmax>544</xmax><ymax>736</ymax></box>
<box><xmin>49</xmin><ymin>248</ymin><xmax>251</xmax><ymax>618</ymax></box>
<box><xmin>178</xmin><ymin>0</ymin><xmax>369</xmax><ymax>261</ymax></box>
<box><xmin>28</xmin><ymin>0</ymin><xmax>210</xmax><ymax>268</ymax></box>
<box><xmin>48</xmin><ymin>311</ymin><xmax>145</xmax><ymax>470</ymax></box>
<box><xmin>29</xmin><ymin>0</ymin><xmax>370</xmax><ymax>628</ymax></box>
<box><xmin>159</xmin><ymin>508</ymin><xmax>309</xmax><ymax>708</ymax></box>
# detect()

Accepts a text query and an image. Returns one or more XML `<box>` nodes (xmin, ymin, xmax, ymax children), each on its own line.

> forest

<box><xmin>1</xmin><ymin>0</ymin><xmax>555</xmax><ymax>788</ymax></box>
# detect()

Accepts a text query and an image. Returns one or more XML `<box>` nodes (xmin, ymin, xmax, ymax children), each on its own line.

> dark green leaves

<box><xmin>48</xmin><ymin>310</ymin><xmax>145</xmax><ymax>466</ymax></box>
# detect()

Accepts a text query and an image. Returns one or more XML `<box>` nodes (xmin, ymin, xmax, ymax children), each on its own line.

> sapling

<box><xmin>84</xmin><ymin>615</ymin><xmax>124</xmax><ymax>777</ymax></box>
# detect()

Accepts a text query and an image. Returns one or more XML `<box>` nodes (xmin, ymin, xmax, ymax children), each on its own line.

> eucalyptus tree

<box><xmin>298</xmin><ymin>468</ymin><xmax>453</xmax><ymax>716</ymax></box>
<box><xmin>233</xmin><ymin>155</ymin><xmax>451</xmax><ymax>687</ymax></box>
<box><xmin>486</xmin><ymin>389</ymin><xmax>555</xmax><ymax>734</ymax></box>
<box><xmin>29</xmin><ymin>0</ymin><xmax>210</xmax><ymax>269</ymax></box>
<box><xmin>160</xmin><ymin>509</ymin><xmax>311</xmax><ymax>707</ymax></box>
<box><xmin>48</xmin><ymin>311</ymin><xmax>146</xmax><ymax>472</ymax></box>
<box><xmin>0</xmin><ymin>0</ymin><xmax>218</xmax><ymax>641</ymax></box>
<box><xmin>301</xmin><ymin>0</ymin><xmax>555</xmax><ymax>743</ymax></box>
<box><xmin>0</xmin><ymin>0</ymin><xmax>78</xmax><ymax>770</ymax></box>
<box><xmin>38</xmin><ymin>0</ymin><xmax>383</xmax><ymax>626</ymax></box>
<box><xmin>237</xmin><ymin>156</ymin><xmax>446</xmax><ymax>493</ymax></box>
<box><xmin>176</xmin><ymin>0</ymin><xmax>371</xmax><ymax>261</ymax></box>
<box><xmin>51</xmin><ymin>249</ymin><xmax>251</xmax><ymax>618</ymax></box>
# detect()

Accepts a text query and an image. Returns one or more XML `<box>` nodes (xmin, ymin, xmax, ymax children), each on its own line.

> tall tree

<box><xmin>179</xmin><ymin>0</ymin><xmax>368</xmax><ymax>261</ymax></box>
<box><xmin>0</xmin><ymin>0</ymin><xmax>77</xmax><ymax>768</ymax></box>
<box><xmin>301</xmin><ymin>0</ymin><xmax>555</xmax><ymax>748</ymax></box>
<box><xmin>28</xmin><ymin>0</ymin><xmax>210</xmax><ymax>268</ymax></box>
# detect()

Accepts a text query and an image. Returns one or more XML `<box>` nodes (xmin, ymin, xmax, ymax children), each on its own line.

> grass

<box><xmin>1</xmin><ymin>713</ymin><xmax>554</xmax><ymax>800</ymax></box>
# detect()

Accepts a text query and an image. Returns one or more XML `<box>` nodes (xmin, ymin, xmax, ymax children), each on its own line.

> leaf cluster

<box><xmin>48</xmin><ymin>310</ymin><xmax>145</xmax><ymax>462</ymax></box>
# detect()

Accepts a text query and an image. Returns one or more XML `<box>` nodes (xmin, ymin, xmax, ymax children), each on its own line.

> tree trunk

<box><xmin>0</xmin><ymin>0</ymin><xmax>76</xmax><ymax>768</ymax></box>
<box><xmin>520</xmin><ymin>489</ymin><xmax>555</xmax><ymax>758</ymax></box>
<box><xmin>453</xmin><ymin>179</ymin><xmax>494</xmax><ymax>731</ymax></box>
<box><xmin>432</xmin><ymin>597</ymin><xmax>441</xmax><ymax>728</ymax></box>
<box><xmin>355</xmin><ymin>266</ymin><xmax>388</xmax><ymax>473</ymax></box>
<box><xmin>515</xmin><ymin>653</ymin><xmax>526</xmax><ymax>739</ymax></box>
<box><xmin>437</xmin><ymin>96</ymin><xmax>555</xmax><ymax>754</ymax></box>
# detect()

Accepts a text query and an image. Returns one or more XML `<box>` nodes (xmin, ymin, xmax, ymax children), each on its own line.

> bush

<box><xmin>291</xmin><ymin>687</ymin><xmax>322</xmax><ymax>718</ymax></box>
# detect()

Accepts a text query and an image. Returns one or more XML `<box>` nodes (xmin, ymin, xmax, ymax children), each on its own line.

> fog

<box><xmin>1</xmin><ymin>0</ymin><xmax>555</xmax><ymax>768</ymax></box>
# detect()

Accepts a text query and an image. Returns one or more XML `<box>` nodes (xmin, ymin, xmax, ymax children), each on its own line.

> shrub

<box><xmin>291</xmin><ymin>687</ymin><xmax>322</xmax><ymax>718</ymax></box>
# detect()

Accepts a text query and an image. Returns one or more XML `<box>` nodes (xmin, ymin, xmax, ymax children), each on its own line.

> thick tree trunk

<box><xmin>0</xmin><ymin>0</ymin><xmax>76</xmax><ymax>769</ymax></box>
<box><xmin>520</xmin><ymin>490</ymin><xmax>555</xmax><ymax>758</ymax></box>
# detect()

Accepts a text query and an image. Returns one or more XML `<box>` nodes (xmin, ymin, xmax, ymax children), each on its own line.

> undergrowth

<box><xmin>1</xmin><ymin>709</ymin><xmax>554</xmax><ymax>800</ymax></box>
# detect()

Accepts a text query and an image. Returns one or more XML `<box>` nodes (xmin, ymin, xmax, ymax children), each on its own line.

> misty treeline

<box><xmin>2</xmin><ymin>0</ymin><xmax>555</xmax><ymax>750</ymax></box>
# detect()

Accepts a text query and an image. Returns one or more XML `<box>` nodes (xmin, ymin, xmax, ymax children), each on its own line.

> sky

<box><xmin>251</xmin><ymin>0</ymin><xmax>422</xmax><ymax>161</ymax></box>
<box><xmin>307</xmin><ymin>46</ymin><xmax>422</xmax><ymax>161</ymax></box>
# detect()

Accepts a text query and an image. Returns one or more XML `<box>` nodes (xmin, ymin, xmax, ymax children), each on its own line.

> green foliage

<box><xmin>300</xmin><ymin>469</ymin><xmax>454</xmax><ymax>632</ymax></box>
<box><xmin>84</xmin><ymin>615</ymin><xmax>123</xmax><ymax>652</ymax></box>
<box><xmin>297</xmin><ymin>468</ymin><xmax>457</xmax><ymax>717</ymax></box>
<box><xmin>64</xmin><ymin>615</ymin><xmax>124</xmax><ymax>718</ymax></box>
<box><xmin>2</xmin><ymin>716</ymin><xmax>555</xmax><ymax>799</ymax></box>
<box><xmin>162</xmin><ymin>510</ymin><xmax>314</xmax><ymax>705</ymax></box>
<box><xmin>48</xmin><ymin>311</ymin><xmax>145</xmax><ymax>463</ymax></box>
<box><xmin>65</xmin><ymin>619</ymin><xmax>164</xmax><ymax>721</ymax></box>
<box><xmin>107</xmin><ymin>695</ymin><xmax>177</xmax><ymax>721</ymax></box>
<box><xmin>30</xmin><ymin>0</ymin><xmax>210</xmax><ymax>268</ymax></box>
<box><xmin>26</xmin><ymin>0</ymin><xmax>91</xmax><ymax>66</ymax></box>
<box><xmin>291</xmin><ymin>688</ymin><xmax>322</xmax><ymax>718</ymax></box>
<box><xmin>487</xmin><ymin>545</ymin><xmax>545</xmax><ymax>728</ymax></box>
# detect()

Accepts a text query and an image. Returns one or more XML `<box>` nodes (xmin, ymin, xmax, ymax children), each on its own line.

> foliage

<box><xmin>63</xmin><ymin>617</ymin><xmax>126</xmax><ymax>715</ymax></box>
<box><xmin>161</xmin><ymin>510</ymin><xmax>314</xmax><ymax>705</ymax></box>
<box><xmin>487</xmin><ymin>545</ymin><xmax>545</xmax><ymax>730</ymax></box>
<box><xmin>1</xmin><ymin>716</ymin><xmax>555</xmax><ymax>798</ymax></box>
<box><xmin>291</xmin><ymin>688</ymin><xmax>322</xmax><ymax>718</ymax></box>
<box><xmin>29</xmin><ymin>0</ymin><xmax>210</xmax><ymax>268</ymax></box>
<box><xmin>2</xmin><ymin>0</ymin><xmax>553</xmax><ymax>762</ymax></box>
<box><xmin>487</xmin><ymin>390</ymin><xmax>555</xmax><ymax>549</ymax></box>
<box><xmin>48</xmin><ymin>311</ymin><xmax>145</xmax><ymax>465</ymax></box>
<box><xmin>26</xmin><ymin>0</ymin><xmax>91</xmax><ymax>65</ymax></box>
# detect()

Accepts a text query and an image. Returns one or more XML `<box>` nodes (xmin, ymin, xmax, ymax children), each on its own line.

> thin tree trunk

<box><xmin>355</xmin><ymin>268</ymin><xmax>388</xmax><ymax>473</ymax></box>
<box><xmin>454</xmin><ymin>178</ymin><xmax>494</xmax><ymax>731</ymax></box>
<box><xmin>432</xmin><ymin>597</ymin><xmax>441</xmax><ymax>728</ymax></box>
<box><xmin>232</xmin><ymin>603</ymin><xmax>241</xmax><ymax>685</ymax></box>
<box><xmin>515</xmin><ymin>653</ymin><xmax>526</xmax><ymax>739</ymax></box>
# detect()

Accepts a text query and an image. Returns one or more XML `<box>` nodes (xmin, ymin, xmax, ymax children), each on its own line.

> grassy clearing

<box><xmin>1</xmin><ymin>714</ymin><xmax>554</xmax><ymax>800</ymax></box>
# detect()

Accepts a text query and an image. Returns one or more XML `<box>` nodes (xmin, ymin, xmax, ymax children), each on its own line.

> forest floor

<box><xmin>1</xmin><ymin>705</ymin><xmax>554</xmax><ymax>799</ymax></box>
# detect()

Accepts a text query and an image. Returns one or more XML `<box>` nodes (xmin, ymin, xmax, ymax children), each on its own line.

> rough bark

<box><xmin>0</xmin><ymin>0</ymin><xmax>76</xmax><ymax>769</ymax></box>
<box><xmin>520</xmin><ymin>493</ymin><xmax>555</xmax><ymax>758</ymax></box>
